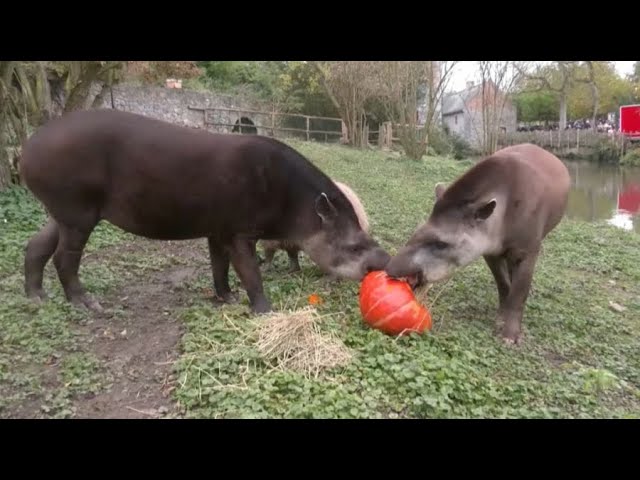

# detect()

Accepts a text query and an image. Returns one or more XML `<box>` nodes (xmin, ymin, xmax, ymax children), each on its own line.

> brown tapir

<box><xmin>19</xmin><ymin>109</ymin><xmax>391</xmax><ymax>314</ymax></box>
<box><xmin>385</xmin><ymin>143</ymin><xmax>571</xmax><ymax>344</ymax></box>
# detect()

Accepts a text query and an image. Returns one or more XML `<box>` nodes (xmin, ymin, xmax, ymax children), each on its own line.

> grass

<box><xmin>1</xmin><ymin>138</ymin><xmax>640</xmax><ymax>418</ymax></box>
<box><xmin>620</xmin><ymin>147</ymin><xmax>640</xmax><ymax>167</ymax></box>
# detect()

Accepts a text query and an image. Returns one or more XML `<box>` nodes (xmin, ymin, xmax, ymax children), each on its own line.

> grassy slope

<box><xmin>1</xmin><ymin>140</ymin><xmax>639</xmax><ymax>418</ymax></box>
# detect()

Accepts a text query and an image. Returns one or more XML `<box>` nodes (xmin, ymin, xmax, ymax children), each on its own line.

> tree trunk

<box><xmin>64</xmin><ymin>80</ymin><xmax>94</xmax><ymax>113</ymax></box>
<box><xmin>559</xmin><ymin>93</ymin><xmax>567</xmax><ymax>130</ymax></box>
<box><xmin>311</xmin><ymin>62</ymin><xmax>342</xmax><ymax>114</ymax></box>
<box><xmin>48</xmin><ymin>71</ymin><xmax>67</xmax><ymax>117</ymax></box>
<box><xmin>0</xmin><ymin>164</ymin><xmax>11</xmax><ymax>190</ymax></box>
<box><xmin>0</xmin><ymin>146</ymin><xmax>12</xmax><ymax>190</ymax></box>
<box><xmin>590</xmin><ymin>82</ymin><xmax>599</xmax><ymax>131</ymax></box>
<box><xmin>36</xmin><ymin>64</ymin><xmax>53</xmax><ymax>124</ymax></box>
<box><xmin>64</xmin><ymin>63</ymin><xmax>103</xmax><ymax>113</ymax></box>
<box><xmin>91</xmin><ymin>82</ymin><xmax>109</xmax><ymax>108</ymax></box>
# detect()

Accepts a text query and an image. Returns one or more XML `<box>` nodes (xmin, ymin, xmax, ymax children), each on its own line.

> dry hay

<box><xmin>255</xmin><ymin>306</ymin><xmax>354</xmax><ymax>378</ymax></box>
<box><xmin>414</xmin><ymin>283</ymin><xmax>433</xmax><ymax>306</ymax></box>
<box><xmin>413</xmin><ymin>277</ymin><xmax>454</xmax><ymax>332</ymax></box>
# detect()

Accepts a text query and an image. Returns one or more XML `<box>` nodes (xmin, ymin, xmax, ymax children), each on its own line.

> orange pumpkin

<box><xmin>359</xmin><ymin>271</ymin><xmax>432</xmax><ymax>336</ymax></box>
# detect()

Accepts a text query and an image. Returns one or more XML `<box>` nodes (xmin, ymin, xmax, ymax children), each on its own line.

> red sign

<box><xmin>618</xmin><ymin>184</ymin><xmax>640</xmax><ymax>214</ymax></box>
<box><xmin>620</xmin><ymin>104</ymin><xmax>640</xmax><ymax>138</ymax></box>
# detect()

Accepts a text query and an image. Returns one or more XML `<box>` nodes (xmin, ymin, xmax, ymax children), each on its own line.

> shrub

<box><xmin>588</xmin><ymin>137</ymin><xmax>621</xmax><ymax>164</ymax></box>
<box><xmin>620</xmin><ymin>147</ymin><xmax>640</xmax><ymax>167</ymax></box>
<box><xmin>428</xmin><ymin>127</ymin><xmax>474</xmax><ymax>160</ymax></box>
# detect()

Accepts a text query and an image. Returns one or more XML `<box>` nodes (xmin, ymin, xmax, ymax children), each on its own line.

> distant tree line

<box><xmin>3</xmin><ymin>61</ymin><xmax>639</xmax><ymax>188</ymax></box>
<box><xmin>513</xmin><ymin>61</ymin><xmax>640</xmax><ymax>128</ymax></box>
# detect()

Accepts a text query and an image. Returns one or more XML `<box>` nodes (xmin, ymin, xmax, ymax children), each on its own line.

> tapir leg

<box><xmin>207</xmin><ymin>238</ymin><xmax>236</xmax><ymax>303</ymax></box>
<box><xmin>52</xmin><ymin>221</ymin><xmax>101</xmax><ymax>312</ymax></box>
<box><xmin>285</xmin><ymin>246</ymin><xmax>301</xmax><ymax>273</ymax></box>
<box><xmin>24</xmin><ymin>217</ymin><xmax>59</xmax><ymax>301</ymax></box>
<box><xmin>497</xmin><ymin>250</ymin><xmax>540</xmax><ymax>344</ymax></box>
<box><xmin>262</xmin><ymin>243</ymin><xmax>276</xmax><ymax>270</ymax></box>
<box><xmin>483</xmin><ymin>254</ymin><xmax>511</xmax><ymax>307</ymax></box>
<box><xmin>228</xmin><ymin>236</ymin><xmax>271</xmax><ymax>314</ymax></box>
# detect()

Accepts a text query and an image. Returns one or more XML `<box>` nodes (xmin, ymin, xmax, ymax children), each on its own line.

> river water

<box><xmin>564</xmin><ymin>160</ymin><xmax>640</xmax><ymax>233</ymax></box>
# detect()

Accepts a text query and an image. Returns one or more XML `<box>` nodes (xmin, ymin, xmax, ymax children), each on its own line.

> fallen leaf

<box><xmin>308</xmin><ymin>294</ymin><xmax>322</xmax><ymax>305</ymax></box>
<box><xmin>609</xmin><ymin>301</ymin><xmax>626</xmax><ymax>313</ymax></box>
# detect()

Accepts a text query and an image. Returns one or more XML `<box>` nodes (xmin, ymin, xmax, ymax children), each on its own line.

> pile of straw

<box><xmin>414</xmin><ymin>283</ymin><xmax>433</xmax><ymax>306</ymax></box>
<box><xmin>255</xmin><ymin>306</ymin><xmax>353</xmax><ymax>378</ymax></box>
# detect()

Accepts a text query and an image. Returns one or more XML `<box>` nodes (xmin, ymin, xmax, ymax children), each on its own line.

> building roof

<box><xmin>442</xmin><ymin>82</ymin><xmax>482</xmax><ymax>116</ymax></box>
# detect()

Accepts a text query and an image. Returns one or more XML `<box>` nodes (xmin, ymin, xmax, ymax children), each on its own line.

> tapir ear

<box><xmin>474</xmin><ymin>198</ymin><xmax>496</xmax><ymax>221</ymax></box>
<box><xmin>315</xmin><ymin>192</ymin><xmax>338</xmax><ymax>223</ymax></box>
<box><xmin>435</xmin><ymin>182</ymin><xmax>447</xmax><ymax>200</ymax></box>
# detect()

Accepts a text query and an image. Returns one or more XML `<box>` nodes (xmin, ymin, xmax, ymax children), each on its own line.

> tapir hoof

<box><xmin>500</xmin><ymin>326</ymin><xmax>524</xmax><ymax>346</ymax></box>
<box><xmin>26</xmin><ymin>288</ymin><xmax>48</xmax><ymax>304</ymax></box>
<box><xmin>501</xmin><ymin>335</ymin><xmax>523</xmax><ymax>346</ymax></box>
<box><xmin>217</xmin><ymin>292</ymin><xmax>239</xmax><ymax>304</ymax></box>
<box><xmin>251</xmin><ymin>297</ymin><xmax>272</xmax><ymax>314</ymax></box>
<box><xmin>71</xmin><ymin>294</ymin><xmax>104</xmax><ymax>313</ymax></box>
<box><xmin>28</xmin><ymin>296</ymin><xmax>46</xmax><ymax>308</ymax></box>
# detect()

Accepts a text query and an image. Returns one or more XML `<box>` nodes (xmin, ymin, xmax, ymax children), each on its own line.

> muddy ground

<box><xmin>74</xmin><ymin>239</ymin><xmax>211</xmax><ymax>419</ymax></box>
<box><xmin>4</xmin><ymin>237</ymin><xmax>216</xmax><ymax>419</ymax></box>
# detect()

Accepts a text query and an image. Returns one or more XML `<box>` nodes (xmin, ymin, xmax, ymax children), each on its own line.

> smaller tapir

<box><xmin>385</xmin><ymin>143</ymin><xmax>571</xmax><ymax>344</ymax></box>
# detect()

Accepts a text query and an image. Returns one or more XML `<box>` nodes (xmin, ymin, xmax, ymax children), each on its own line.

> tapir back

<box><xmin>493</xmin><ymin>143</ymin><xmax>571</xmax><ymax>237</ymax></box>
<box><xmin>20</xmin><ymin>109</ymin><xmax>294</xmax><ymax>240</ymax></box>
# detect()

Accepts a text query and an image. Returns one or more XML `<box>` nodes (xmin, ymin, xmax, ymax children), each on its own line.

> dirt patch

<box><xmin>72</xmin><ymin>239</ymin><xmax>210</xmax><ymax>419</ymax></box>
<box><xmin>0</xmin><ymin>364</ymin><xmax>61</xmax><ymax>419</ymax></box>
<box><xmin>543</xmin><ymin>351</ymin><xmax>569</xmax><ymax>368</ymax></box>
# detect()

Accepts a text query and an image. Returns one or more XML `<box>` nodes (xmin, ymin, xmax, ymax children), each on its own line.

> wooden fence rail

<box><xmin>188</xmin><ymin>107</ymin><xmax>405</xmax><ymax>150</ymax></box>
<box><xmin>188</xmin><ymin>106</ymin><xmax>348</xmax><ymax>143</ymax></box>
<box><xmin>499</xmin><ymin>129</ymin><xmax>628</xmax><ymax>156</ymax></box>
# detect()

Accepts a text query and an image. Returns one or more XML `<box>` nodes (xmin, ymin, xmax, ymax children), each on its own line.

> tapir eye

<box><xmin>348</xmin><ymin>244</ymin><xmax>365</xmax><ymax>254</ymax></box>
<box><xmin>431</xmin><ymin>240</ymin><xmax>449</xmax><ymax>250</ymax></box>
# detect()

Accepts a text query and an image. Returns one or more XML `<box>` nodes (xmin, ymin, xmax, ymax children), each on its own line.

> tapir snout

<box><xmin>385</xmin><ymin>246</ymin><xmax>419</xmax><ymax>277</ymax></box>
<box><xmin>367</xmin><ymin>247</ymin><xmax>392</xmax><ymax>273</ymax></box>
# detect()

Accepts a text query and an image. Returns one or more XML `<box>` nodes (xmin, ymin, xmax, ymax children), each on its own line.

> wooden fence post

<box><xmin>0</xmin><ymin>154</ymin><xmax>12</xmax><ymax>191</ymax></box>
<box><xmin>306</xmin><ymin>116</ymin><xmax>310</xmax><ymax>141</ymax></box>
<box><xmin>378</xmin><ymin>124</ymin><xmax>384</xmax><ymax>148</ymax></box>
<box><xmin>341</xmin><ymin>121</ymin><xmax>348</xmax><ymax>144</ymax></box>
<box><xmin>385</xmin><ymin>122</ymin><xmax>393</xmax><ymax>149</ymax></box>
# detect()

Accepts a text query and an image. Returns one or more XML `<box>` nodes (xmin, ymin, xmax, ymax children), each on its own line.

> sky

<box><xmin>447</xmin><ymin>61</ymin><xmax>636</xmax><ymax>92</ymax></box>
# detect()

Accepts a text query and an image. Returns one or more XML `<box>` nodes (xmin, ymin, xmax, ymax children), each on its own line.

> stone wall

<box><xmin>91</xmin><ymin>83</ymin><xmax>266</xmax><ymax>133</ymax></box>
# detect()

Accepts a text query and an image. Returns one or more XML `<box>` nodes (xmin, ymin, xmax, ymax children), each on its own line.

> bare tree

<box><xmin>311</xmin><ymin>61</ymin><xmax>382</xmax><ymax>147</ymax></box>
<box><xmin>378</xmin><ymin>61</ymin><xmax>457</xmax><ymax>160</ymax></box>
<box><xmin>575</xmin><ymin>61</ymin><xmax>599</xmax><ymax>131</ymax></box>
<box><xmin>518</xmin><ymin>61</ymin><xmax>605</xmax><ymax>131</ymax></box>
<box><xmin>466</xmin><ymin>61</ymin><xmax>524</xmax><ymax>155</ymax></box>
